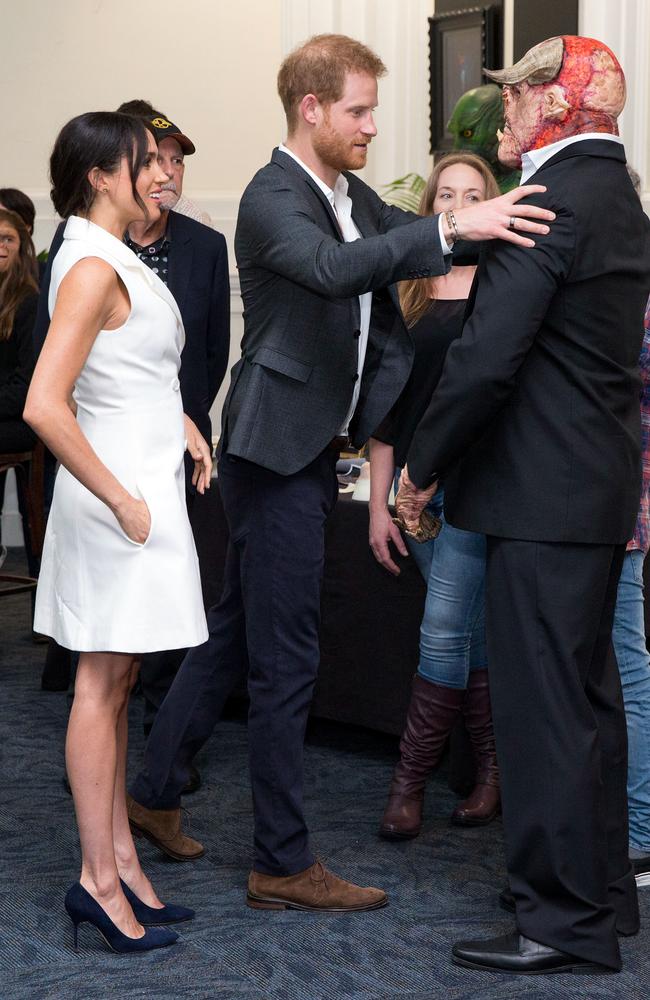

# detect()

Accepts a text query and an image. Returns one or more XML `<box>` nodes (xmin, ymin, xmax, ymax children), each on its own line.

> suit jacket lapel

<box><xmin>347</xmin><ymin>183</ymin><xmax>403</xmax><ymax>314</ymax></box>
<box><xmin>530</xmin><ymin>137</ymin><xmax>625</xmax><ymax>181</ymax></box>
<box><xmin>302</xmin><ymin>174</ymin><xmax>344</xmax><ymax>239</ymax></box>
<box><xmin>271</xmin><ymin>147</ymin><xmax>343</xmax><ymax>239</ymax></box>
<box><xmin>271</xmin><ymin>148</ymin><xmax>401</xmax><ymax>314</ymax></box>
<box><xmin>167</xmin><ymin>214</ymin><xmax>193</xmax><ymax>315</ymax></box>
<box><xmin>463</xmin><ymin>261</ymin><xmax>481</xmax><ymax>323</ymax></box>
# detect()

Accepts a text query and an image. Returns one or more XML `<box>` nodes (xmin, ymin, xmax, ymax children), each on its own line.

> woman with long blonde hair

<box><xmin>369</xmin><ymin>153</ymin><xmax>502</xmax><ymax>840</ymax></box>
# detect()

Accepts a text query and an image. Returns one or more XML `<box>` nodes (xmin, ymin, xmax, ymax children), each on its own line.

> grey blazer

<box><xmin>222</xmin><ymin>147</ymin><xmax>450</xmax><ymax>475</ymax></box>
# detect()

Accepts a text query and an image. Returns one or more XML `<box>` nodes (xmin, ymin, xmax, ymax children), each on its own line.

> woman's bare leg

<box><xmin>66</xmin><ymin>651</ymin><xmax>143</xmax><ymax>937</ymax></box>
<box><xmin>112</xmin><ymin>660</ymin><xmax>164</xmax><ymax>908</ymax></box>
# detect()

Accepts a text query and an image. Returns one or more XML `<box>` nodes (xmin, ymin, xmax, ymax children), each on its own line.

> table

<box><xmin>191</xmin><ymin>484</ymin><xmax>427</xmax><ymax>735</ymax></box>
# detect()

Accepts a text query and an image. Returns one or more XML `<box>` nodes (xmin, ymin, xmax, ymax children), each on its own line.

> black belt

<box><xmin>327</xmin><ymin>435</ymin><xmax>350</xmax><ymax>454</ymax></box>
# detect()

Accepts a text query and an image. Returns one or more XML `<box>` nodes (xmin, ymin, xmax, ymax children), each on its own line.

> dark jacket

<box><xmin>33</xmin><ymin>212</ymin><xmax>230</xmax><ymax>451</ymax></box>
<box><xmin>407</xmin><ymin>140</ymin><xmax>650</xmax><ymax>544</ymax></box>
<box><xmin>0</xmin><ymin>291</ymin><xmax>38</xmax><ymax>420</ymax></box>
<box><xmin>223</xmin><ymin>147</ymin><xmax>451</xmax><ymax>475</ymax></box>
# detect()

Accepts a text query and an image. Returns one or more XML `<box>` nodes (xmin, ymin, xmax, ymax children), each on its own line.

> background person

<box><xmin>119</xmin><ymin>109</ymin><xmax>230</xmax><ymax>749</ymax></box>
<box><xmin>25</xmin><ymin>111</ymin><xmax>211</xmax><ymax>952</ymax></box>
<box><xmin>0</xmin><ymin>189</ymin><xmax>36</xmax><ymax>236</ymax></box>
<box><xmin>369</xmin><ymin>153</ymin><xmax>501</xmax><ymax>841</ymax></box>
<box><xmin>117</xmin><ymin>100</ymin><xmax>215</xmax><ymax>227</ymax></box>
<box><xmin>0</xmin><ymin>188</ymin><xmax>48</xmax><ymax>283</ymax></box>
<box><xmin>0</xmin><ymin>208</ymin><xmax>38</xmax><ymax>571</ymax></box>
<box><xmin>612</xmin><ymin>292</ymin><xmax>650</xmax><ymax>887</ymax></box>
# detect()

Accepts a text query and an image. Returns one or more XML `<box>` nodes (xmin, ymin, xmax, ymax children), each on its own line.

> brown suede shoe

<box><xmin>127</xmin><ymin>793</ymin><xmax>205</xmax><ymax>861</ymax></box>
<box><xmin>247</xmin><ymin>861</ymin><xmax>387</xmax><ymax>912</ymax></box>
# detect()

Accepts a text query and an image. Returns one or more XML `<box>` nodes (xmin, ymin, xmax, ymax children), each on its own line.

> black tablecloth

<box><xmin>191</xmin><ymin>483</ymin><xmax>426</xmax><ymax>736</ymax></box>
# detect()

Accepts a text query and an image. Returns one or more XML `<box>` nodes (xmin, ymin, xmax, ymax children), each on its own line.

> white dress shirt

<box><xmin>520</xmin><ymin>132</ymin><xmax>623</xmax><ymax>183</ymax></box>
<box><xmin>278</xmin><ymin>143</ymin><xmax>451</xmax><ymax>434</ymax></box>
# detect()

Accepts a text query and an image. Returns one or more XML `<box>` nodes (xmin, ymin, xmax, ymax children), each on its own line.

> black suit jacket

<box><xmin>224</xmin><ymin>148</ymin><xmax>451</xmax><ymax>475</ymax></box>
<box><xmin>407</xmin><ymin>140</ymin><xmax>650</xmax><ymax>544</ymax></box>
<box><xmin>33</xmin><ymin>211</ymin><xmax>230</xmax><ymax>454</ymax></box>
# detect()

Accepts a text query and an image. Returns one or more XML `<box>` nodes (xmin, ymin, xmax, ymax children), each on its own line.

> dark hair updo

<box><xmin>49</xmin><ymin>111</ymin><xmax>151</xmax><ymax>219</ymax></box>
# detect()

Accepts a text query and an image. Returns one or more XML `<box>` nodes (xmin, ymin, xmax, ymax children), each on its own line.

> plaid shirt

<box><xmin>628</xmin><ymin>296</ymin><xmax>650</xmax><ymax>553</ymax></box>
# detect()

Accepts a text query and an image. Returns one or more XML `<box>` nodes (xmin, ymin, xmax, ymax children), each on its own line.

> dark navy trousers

<box><xmin>130</xmin><ymin>449</ymin><xmax>339</xmax><ymax>875</ymax></box>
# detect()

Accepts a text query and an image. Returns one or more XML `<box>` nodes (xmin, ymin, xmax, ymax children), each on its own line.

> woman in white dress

<box><xmin>25</xmin><ymin>112</ymin><xmax>210</xmax><ymax>953</ymax></box>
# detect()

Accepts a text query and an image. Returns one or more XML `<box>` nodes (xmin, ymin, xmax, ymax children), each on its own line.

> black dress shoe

<box><xmin>451</xmin><ymin>931</ymin><xmax>615</xmax><ymax>975</ymax></box>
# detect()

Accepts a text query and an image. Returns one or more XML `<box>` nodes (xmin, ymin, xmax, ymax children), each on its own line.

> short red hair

<box><xmin>277</xmin><ymin>34</ymin><xmax>387</xmax><ymax>134</ymax></box>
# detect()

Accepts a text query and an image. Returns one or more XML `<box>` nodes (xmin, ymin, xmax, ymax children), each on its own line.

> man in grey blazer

<box><xmin>128</xmin><ymin>33</ymin><xmax>554</xmax><ymax>911</ymax></box>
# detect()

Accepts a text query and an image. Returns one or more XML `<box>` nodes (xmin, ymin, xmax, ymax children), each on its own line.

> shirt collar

<box><xmin>278</xmin><ymin>143</ymin><xmax>349</xmax><ymax>204</ymax></box>
<box><xmin>124</xmin><ymin>217</ymin><xmax>172</xmax><ymax>253</ymax></box>
<box><xmin>520</xmin><ymin>133</ymin><xmax>623</xmax><ymax>183</ymax></box>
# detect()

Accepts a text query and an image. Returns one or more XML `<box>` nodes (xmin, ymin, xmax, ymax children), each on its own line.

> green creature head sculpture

<box><xmin>447</xmin><ymin>84</ymin><xmax>520</xmax><ymax>192</ymax></box>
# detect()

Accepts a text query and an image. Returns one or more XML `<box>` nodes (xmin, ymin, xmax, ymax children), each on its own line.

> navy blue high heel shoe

<box><xmin>64</xmin><ymin>882</ymin><xmax>178</xmax><ymax>953</ymax></box>
<box><xmin>120</xmin><ymin>879</ymin><xmax>195</xmax><ymax>924</ymax></box>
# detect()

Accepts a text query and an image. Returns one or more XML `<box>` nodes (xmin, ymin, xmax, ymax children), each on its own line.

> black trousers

<box><xmin>138</xmin><ymin>490</ymin><xmax>197</xmax><ymax>732</ymax></box>
<box><xmin>130</xmin><ymin>449</ymin><xmax>339</xmax><ymax>875</ymax></box>
<box><xmin>485</xmin><ymin>536</ymin><xmax>639</xmax><ymax>972</ymax></box>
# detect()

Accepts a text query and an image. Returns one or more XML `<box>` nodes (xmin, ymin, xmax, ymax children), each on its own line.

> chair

<box><xmin>0</xmin><ymin>440</ymin><xmax>45</xmax><ymax>595</ymax></box>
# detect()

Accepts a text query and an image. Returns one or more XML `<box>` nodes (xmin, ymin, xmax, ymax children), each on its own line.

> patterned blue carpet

<box><xmin>1</xmin><ymin>548</ymin><xmax>649</xmax><ymax>999</ymax></box>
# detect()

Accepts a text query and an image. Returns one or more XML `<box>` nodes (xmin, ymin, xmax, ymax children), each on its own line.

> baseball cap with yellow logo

<box><xmin>147</xmin><ymin>115</ymin><xmax>196</xmax><ymax>155</ymax></box>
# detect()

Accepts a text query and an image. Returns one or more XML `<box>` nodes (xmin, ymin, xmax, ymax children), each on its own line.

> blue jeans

<box><xmin>400</xmin><ymin>481</ymin><xmax>487</xmax><ymax>688</ymax></box>
<box><xmin>611</xmin><ymin>548</ymin><xmax>650</xmax><ymax>853</ymax></box>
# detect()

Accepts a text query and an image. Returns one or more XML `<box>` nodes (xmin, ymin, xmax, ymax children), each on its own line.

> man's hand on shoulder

<box><xmin>449</xmin><ymin>185</ymin><xmax>555</xmax><ymax>248</ymax></box>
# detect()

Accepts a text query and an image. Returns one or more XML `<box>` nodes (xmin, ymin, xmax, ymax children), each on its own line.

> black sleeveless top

<box><xmin>373</xmin><ymin>298</ymin><xmax>466</xmax><ymax>468</ymax></box>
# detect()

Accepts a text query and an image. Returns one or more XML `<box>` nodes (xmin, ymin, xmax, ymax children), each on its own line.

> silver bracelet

<box><xmin>446</xmin><ymin>209</ymin><xmax>461</xmax><ymax>243</ymax></box>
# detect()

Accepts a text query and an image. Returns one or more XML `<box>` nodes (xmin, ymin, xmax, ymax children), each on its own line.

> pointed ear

<box><xmin>299</xmin><ymin>93</ymin><xmax>321</xmax><ymax>127</ymax></box>
<box><xmin>543</xmin><ymin>84</ymin><xmax>570</xmax><ymax>120</ymax></box>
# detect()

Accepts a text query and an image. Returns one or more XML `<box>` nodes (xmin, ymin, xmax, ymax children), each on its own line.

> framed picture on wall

<box><xmin>429</xmin><ymin>6</ymin><xmax>500</xmax><ymax>153</ymax></box>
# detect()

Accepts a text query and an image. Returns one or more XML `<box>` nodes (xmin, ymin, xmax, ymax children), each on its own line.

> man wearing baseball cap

<box><xmin>116</xmin><ymin>99</ymin><xmax>213</xmax><ymax>227</ymax></box>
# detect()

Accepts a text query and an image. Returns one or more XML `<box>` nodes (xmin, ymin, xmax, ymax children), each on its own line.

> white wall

<box><xmin>579</xmin><ymin>0</ymin><xmax>650</xmax><ymax>214</ymax></box>
<box><xmin>3</xmin><ymin>0</ymin><xmax>284</xmax><ymax>256</ymax></box>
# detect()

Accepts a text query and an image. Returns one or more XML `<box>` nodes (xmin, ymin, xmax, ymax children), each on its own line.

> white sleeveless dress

<box><xmin>34</xmin><ymin>217</ymin><xmax>209</xmax><ymax>653</ymax></box>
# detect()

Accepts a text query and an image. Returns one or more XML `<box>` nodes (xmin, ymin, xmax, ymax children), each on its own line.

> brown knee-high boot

<box><xmin>379</xmin><ymin>674</ymin><xmax>465</xmax><ymax>840</ymax></box>
<box><xmin>451</xmin><ymin>668</ymin><xmax>500</xmax><ymax>826</ymax></box>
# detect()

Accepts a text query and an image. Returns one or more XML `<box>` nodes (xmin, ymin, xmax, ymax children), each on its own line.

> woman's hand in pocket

<box><xmin>114</xmin><ymin>495</ymin><xmax>151</xmax><ymax>544</ymax></box>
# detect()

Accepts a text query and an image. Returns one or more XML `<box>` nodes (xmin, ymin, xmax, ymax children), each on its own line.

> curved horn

<box><xmin>484</xmin><ymin>36</ymin><xmax>564</xmax><ymax>86</ymax></box>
